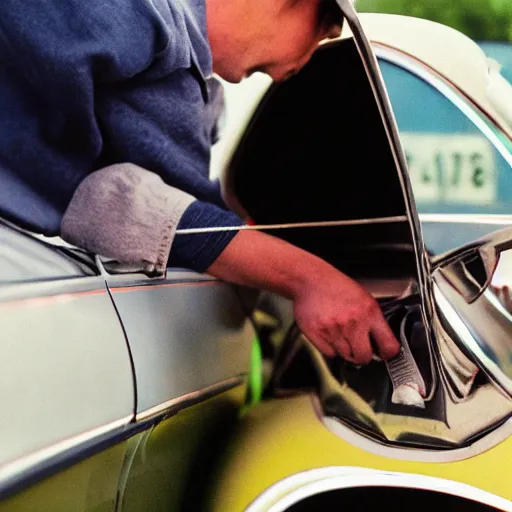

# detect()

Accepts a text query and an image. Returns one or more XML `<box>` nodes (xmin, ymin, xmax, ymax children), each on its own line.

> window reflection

<box><xmin>490</xmin><ymin>249</ymin><xmax>512</xmax><ymax>314</ymax></box>
<box><xmin>380</xmin><ymin>59</ymin><xmax>512</xmax><ymax>256</ymax></box>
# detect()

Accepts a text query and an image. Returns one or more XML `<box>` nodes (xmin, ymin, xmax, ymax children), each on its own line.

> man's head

<box><xmin>206</xmin><ymin>0</ymin><xmax>343</xmax><ymax>83</ymax></box>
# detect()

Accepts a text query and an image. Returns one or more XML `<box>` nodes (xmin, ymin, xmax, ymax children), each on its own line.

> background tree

<box><xmin>356</xmin><ymin>0</ymin><xmax>512</xmax><ymax>42</ymax></box>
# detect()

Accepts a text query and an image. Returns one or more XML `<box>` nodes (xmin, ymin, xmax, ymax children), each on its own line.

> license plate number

<box><xmin>401</xmin><ymin>133</ymin><xmax>496</xmax><ymax>204</ymax></box>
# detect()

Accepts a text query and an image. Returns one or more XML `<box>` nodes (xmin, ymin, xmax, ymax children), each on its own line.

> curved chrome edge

<box><xmin>433</xmin><ymin>284</ymin><xmax>512</xmax><ymax>396</ymax></box>
<box><xmin>246</xmin><ymin>467</ymin><xmax>512</xmax><ymax>512</ymax></box>
<box><xmin>373</xmin><ymin>44</ymin><xmax>512</xmax><ymax>168</ymax></box>
<box><xmin>322</xmin><ymin>414</ymin><xmax>512</xmax><ymax>463</ymax></box>
<box><xmin>336</xmin><ymin>0</ymin><xmax>435</xmax><ymax>369</ymax></box>
<box><xmin>135</xmin><ymin>376</ymin><xmax>246</xmax><ymax>422</ymax></box>
<box><xmin>0</xmin><ymin>415</ymin><xmax>133</xmax><ymax>495</ymax></box>
<box><xmin>420</xmin><ymin>213</ymin><xmax>512</xmax><ymax>225</ymax></box>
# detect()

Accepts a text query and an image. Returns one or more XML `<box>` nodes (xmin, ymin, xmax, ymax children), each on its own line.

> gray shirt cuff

<box><xmin>61</xmin><ymin>163</ymin><xmax>194</xmax><ymax>275</ymax></box>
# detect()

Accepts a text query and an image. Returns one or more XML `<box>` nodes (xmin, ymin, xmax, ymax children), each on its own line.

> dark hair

<box><xmin>318</xmin><ymin>0</ymin><xmax>344</xmax><ymax>31</ymax></box>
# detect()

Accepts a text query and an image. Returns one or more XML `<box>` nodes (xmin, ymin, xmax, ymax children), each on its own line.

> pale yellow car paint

<box><xmin>0</xmin><ymin>443</ymin><xmax>126</xmax><ymax>512</ymax></box>
<box><xmin>206</xmin><ymin>394</ymin><xmax>512</xmax><ymax>512</ymax></box>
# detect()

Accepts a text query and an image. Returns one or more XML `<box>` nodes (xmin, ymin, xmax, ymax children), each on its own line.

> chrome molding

<box><xmin>0</xmin><ymin>415</ymin><xmax>133</xmax><ymax>496</ymax></box>
<box><xmin>0</xmin><ymin>379</ymin><xmax>246</xmax><ymax>498</ymax></box>
<box><xmin>420</xmin><ymin>213</ymin><xmax>512</xmax><ymax>225</ymax></box>
<box><xmin>322</xmin><ymin>414</ymin><xmax>512</xmax><ymax>463</ymax></box>
<box><xmin>434</xmin><ymin>283</ymin><xmax>512</xmax><ymax>396</ymax></box>
<box><xmin>135</xmin><ymin>376</ymin><xmax>245</xmax><ymax>422</ymax></box>
<box><xmin>373</xmin><ymin>44</ymin><xmax>512</xmax><ymax>167</ymax></box>
<box><xmin>246</xmin><ymin>467</ymin><xmax>512</xmax><ymax>512</ymax></box>
<box><xmin>336</xmin><ymin>0</ymin><xmax>435</xmax><ymax>363</ymax></box>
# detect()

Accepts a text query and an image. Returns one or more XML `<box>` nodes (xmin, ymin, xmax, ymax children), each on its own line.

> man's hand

<box><xmin>207</xmin><ymin>230</ymin><xmax>400</xmax><ymax>364</ymax></box>
<box><xmin>292</xmin><ymin>268</ymin><xmax>400</xmax><ymax>363</ymax></box>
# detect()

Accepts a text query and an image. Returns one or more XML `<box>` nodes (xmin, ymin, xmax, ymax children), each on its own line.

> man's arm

<box><xmin>207</xmin><ymin>230</ymin><xmax>400</xmax><ymax>363</ymax></box>
<box><xmin>61</xmin><ymin>164</ymin><xmax>400</xmax><ymax>363</ymax></box>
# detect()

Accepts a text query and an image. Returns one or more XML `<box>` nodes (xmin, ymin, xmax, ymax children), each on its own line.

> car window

<box><xmin>378</xmin><ymin>58</ymin><xmax>512</xmax><ymax>255</ymax></box>
<box><xmin>0</xmin><ymin>222</ymin><xmax>95</xmax><ymax>283</ymax></box>
<box><xmin>379</xmin><ymin>59</ymin><xmax>512</xmax><ymax>216</ymax></box>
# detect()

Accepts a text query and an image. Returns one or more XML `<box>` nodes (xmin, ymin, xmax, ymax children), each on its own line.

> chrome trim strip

<box><xmin>322</xmin><ymin>415</ymin><xmax>512</xmax><ymax>463</ymax></box>
<box><xmin>434</xmin><ymin>284</ymin><xmax>512</xmax><ymax>396</ymax></box>
<box><xmin>373</xmin><ymin>45</ymin><xmax>512</xmax><ymax>168</ymax></box>
<box><xmin>174</xmin><ymin>216</ymin><xmax>408</xmax><ymax>235</ymax></box>
<box><xmin>420</xmin><ymin>213</ymin><xmax>512</xmax><ymax>225</ymax></box>
<box><xmin>0</xmin><ymin>415</ymin><xmax>133</xmax><ymax>490</ymax></box>
<box><xmin>135</xmin><ymin>376</ymin><xmax>245</xmax><ymax>422</ymax></box>
<box><xmin>0</xmin><ymin>379</ymin><xmax>246</xmax><ymax>498</ymax></box>
<box><xmin>246</xmin><ymin>467</ymin><xmax>512</xmax><ymax>512</ymax></box>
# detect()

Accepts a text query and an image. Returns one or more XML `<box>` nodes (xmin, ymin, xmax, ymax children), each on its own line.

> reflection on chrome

<box><xmin>274</xmin><ymin>234</ymin><xmax>512</xmax><ymax>456</ymax></box>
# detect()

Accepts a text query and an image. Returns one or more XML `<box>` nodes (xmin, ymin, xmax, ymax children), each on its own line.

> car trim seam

<box><xmin>135</xmin><ymin>375</ymin><xmax>246</xmax><ymax>422</ymax></box>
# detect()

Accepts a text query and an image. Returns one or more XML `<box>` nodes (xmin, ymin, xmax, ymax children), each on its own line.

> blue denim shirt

<box><xmin>0</xmin><ymin>0</ymin><xmax>242</xmax><ymax>271</ymax></box>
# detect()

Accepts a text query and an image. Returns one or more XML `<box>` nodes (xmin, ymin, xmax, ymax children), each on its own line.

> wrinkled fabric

<box><xmin>0</xmin><ymin>0</ymin><xmax>242</xmax><ymax>272</ymax></box>
<box><xmin>61</xmin><ymin>164</ymin><xmax>195</xmax><ymax>275</ymax></box>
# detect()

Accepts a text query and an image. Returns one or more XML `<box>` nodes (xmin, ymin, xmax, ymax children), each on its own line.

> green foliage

<box><xmin>356</xmin><ymin>0</ymin><xmax>512</xmax><ymax>41</ymax></box>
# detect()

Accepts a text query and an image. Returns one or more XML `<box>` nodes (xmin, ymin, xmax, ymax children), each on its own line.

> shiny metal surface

<box><xmin>276</xmin><ymin>233</ymin><xmax>512</xmax><ymax>452</ymax></box>
<box><xmin>204</xmin><ymin>394</ymin><xmax>512</xmax><ymax>511</ymax></box>
<box><xmin>337</xmin><ymin>0</ymin><xmax>434</xmax><ymax>341</ymax></box>
<box><xmin>292</xmin><ymin>323</ymin><xmax>512</xmax><ymax>450</ymax></box>
<box><xmin>135</xmin><ymin>376</ymin><xmax>244</xmax><ymax>421</ymax></box>
<box><xmin>107</xmin><ymin>274</ymin><xmax>254</xmax><ymax>413</ymax></box>
<box><xmin>0</xmin><ymin>443</ymin><xmax>127</xmax><ymax>512</ymax></box>
<box><xmin>433</xmin><ymin>229</ymin><xmax>512</xmax><ymax>395</ymax></box>
<box><xmin>322</xmin><ymin>415</ymin><xmax>512</xmax><ymax>462</ymax></box>
<box><xmin>0</xmin><ymin>280</ymin><xmax>134</xmax><ymax>472</ymax></box>
<box><xmin>0</xmin><ymin>416</ymin><xmax>132</xmax><ymax>497</ymax></box>
<box><xmin>420</xmin><ymin>213</ymin><xmax>512</xmax><ymax>225</ymax></box>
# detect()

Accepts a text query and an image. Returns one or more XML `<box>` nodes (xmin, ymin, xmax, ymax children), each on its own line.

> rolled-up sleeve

<box><xmin>169</xmin><ymin>200</ymin><xmax>244</xmax><ymax>272</ymax></box>
<box><xmin>61</xmin><ymin>164</ymin><xmax>195</xmax><ymax>276</ymax></box>
<box><xmin>60</xmin><ymin>164</ymin><xmax>244</xmax><ymax>275</ymax></box>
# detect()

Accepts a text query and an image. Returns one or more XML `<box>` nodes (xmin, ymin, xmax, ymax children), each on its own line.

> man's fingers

<box><xmin>346</xmin><ymin>329</ymin><xmax>373</xmax><ymax>365</ymax></box>
<box><xmin>334</xmin><ymin>336</ymin><xmax>354</xmax><ymax>362</ymax></box>
<box><xmin>370</xmin><ymin>315</ymin><xmax>401</xmax><ymax>360</ymax></box>
<box><xmin>306</xmin><ymin>332</ymin><xmax>336</xmax><ymax>358</ymax></box>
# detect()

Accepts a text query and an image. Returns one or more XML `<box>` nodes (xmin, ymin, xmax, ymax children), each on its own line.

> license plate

<box><xmin>400</xmin><ymin>133</ymin><xmax>497</xmax><ymax>205</ymax></box>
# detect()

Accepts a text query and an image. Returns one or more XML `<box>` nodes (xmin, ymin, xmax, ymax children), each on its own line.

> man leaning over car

<box><xmin>0</xmin><ymin>0</ymin><xmax>400</xmax><ymax>364</ymax></box>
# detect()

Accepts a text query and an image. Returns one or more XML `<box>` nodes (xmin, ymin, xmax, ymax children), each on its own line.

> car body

<box><xmin>0</xmin><ymin>220</ymin><xmax>256</xmax><ymax>510</ymax></box>
<box><xmin>2</xmin><ymin>3</ymin><xmax>512</xmax><ymax>512</ymax></box>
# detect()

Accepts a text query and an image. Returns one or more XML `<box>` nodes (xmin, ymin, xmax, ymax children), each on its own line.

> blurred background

<box><xmin>357</xmin><ymin>0</ymin><xmax>512</xmax><ymax>82</ymax></box>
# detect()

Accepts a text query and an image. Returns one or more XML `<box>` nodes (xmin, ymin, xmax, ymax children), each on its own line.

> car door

<box><xmin>0</xmin><ymin>221</ymin><xmax>135</xmax><ymax>511</ymax></box>
<box><xmin>99</xmin><ymin>262</ymin><xmax>255</xmax><ymax>511</ymax></box>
